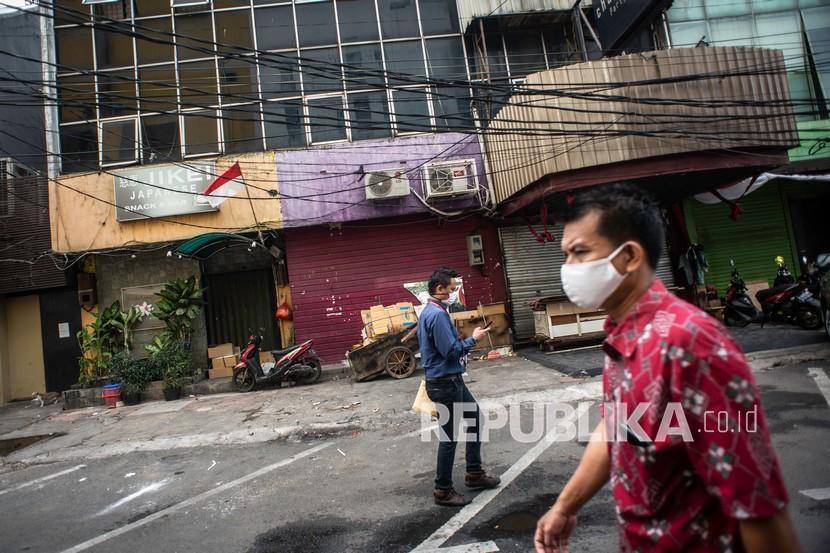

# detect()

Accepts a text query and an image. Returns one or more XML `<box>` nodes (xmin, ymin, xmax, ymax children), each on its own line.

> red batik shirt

<box><xmin>602</xmin><ymin>279</ymin><xmax>788</xmax><ymax>552</ymax></box>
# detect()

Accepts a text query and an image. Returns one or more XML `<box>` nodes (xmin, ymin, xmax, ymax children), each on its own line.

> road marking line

<box><xmin>800</xmin><ymin>487</ymin><xmax>830</xmax><ymax>501</ymax></box>
<box><xmin>58</xmin><ymin>442</ymin><xmax>331</xmax><ymax>553</ymax></box>
<box><xmin>94</xmin><ymin>481</ymin><xmax>168</xmax><ymax>517</ymax></box>
<box><xmin>418</xmin><ymin>541</ymin><xmax>500</xmax><ymax>553</ymax></box>
<box><xmin>410</xmin><ymin>403</ymin><xmax>592</xmax><ymax>553</ymax></box>
<box><xmin>807</xmin><ymin>367</ymin><xmax>830</xmax><ymax>407</ymax></box>
<box><xmin>0</xmin><ymin>464</ymin><xmax>86</xmax><ymax>497</ymax></box>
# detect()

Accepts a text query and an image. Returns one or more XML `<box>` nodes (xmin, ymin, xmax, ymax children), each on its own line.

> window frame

<box><xmin>100</xmin><ymin>116</ymin><xmax>140</xmax><ymax>167</ymax></box>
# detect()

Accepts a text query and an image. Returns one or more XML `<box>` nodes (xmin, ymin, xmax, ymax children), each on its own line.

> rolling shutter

<box><xmin>500</xmin><ymin>224</ymin><xmax>675</xmax><ymax>340</ymax></box>
<box><xmin>499</xmin><ymin>225</ymin><xmax>567</xmax><ymax>340</ymax></box>
<box><xmin>688</xmin><ymin>181</ymin><xmax>794</xmax><ymax>294</ymax></box>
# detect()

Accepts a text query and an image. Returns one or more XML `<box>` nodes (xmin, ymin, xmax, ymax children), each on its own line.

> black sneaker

<box><xmin>465</xmin><ymin>471</ymin><xmax>501</xmax><ymax>490</ymax></box>
<box><xmin>433</xmin><ymin>488</ymin><xmax>471</xmax><ymax>507</ymax></box>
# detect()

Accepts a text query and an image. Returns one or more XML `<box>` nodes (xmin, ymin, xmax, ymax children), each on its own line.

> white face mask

<box><xmin>561</xmin><ymin>243</ymin><xmax>628</xmax><ymax>309</ymax></box>
<box><xmin>436</xmin><ymin>289</ymin><xmax>458</xmax><ymax>306</ymax></box>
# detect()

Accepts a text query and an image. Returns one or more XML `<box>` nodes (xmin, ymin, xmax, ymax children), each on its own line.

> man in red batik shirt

<box><xmin>535</xmin><ymin>184</ymin><xmax>801</xmax><ymax>553</ymax></box>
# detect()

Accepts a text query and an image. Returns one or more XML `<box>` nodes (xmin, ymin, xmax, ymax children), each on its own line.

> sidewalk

<box><xmin>3</xmin><ymin>334</ymin><xmax>826</xmax><ymax>469</ymax></box>
<box><xmin>0</xmin><ymin>355</ymin><xmax>583</xmax><ymax>468</ymax></box>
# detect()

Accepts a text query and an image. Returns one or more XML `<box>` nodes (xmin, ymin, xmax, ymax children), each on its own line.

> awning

<box><xmin>173</xmin><ymin>233</ymin><xmax>252</xmax><ymax>260</ymax></box>
<box><xmin>694</xmin><ymin>173</ymin><xmax>830</xmax><ymax>204</ymax></box>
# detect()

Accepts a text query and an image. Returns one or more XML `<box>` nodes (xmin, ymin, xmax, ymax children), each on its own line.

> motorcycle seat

<box><xmin>755</xmin><ymin>284</ymin><xmax>795</xmax><ymax>302</ymax></box>
<box><xmin>270</xmin><ymin>346</ymin><xmax>298</xmax><ymax>358</ymax></box>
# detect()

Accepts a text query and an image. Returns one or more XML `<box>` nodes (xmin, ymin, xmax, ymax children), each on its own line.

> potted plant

<box><xmin>76</xmin><ymin>301</ymin><xmax>145</xmax><ymax>388</ymax></box>
<box><xmin>110</xmin><ymin>351</ymin><xmax>150</xmax><ymax>405</ymax></box>
<box><xmin>152</xmin><ymin>339</ymin><xmax>191</xmax><ymax>401</ymax></box>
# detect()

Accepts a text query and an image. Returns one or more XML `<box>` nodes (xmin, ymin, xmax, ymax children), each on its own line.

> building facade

<box><xmin>0</xmin><ymin>6</ymin><xmax>81</xmax><ymax>404</ymax></box>
<box><xmin>668</xmin><ymin>0</ymin><xmax>830</xmax><ymax>291</ymax></box>
<box><xmin>48</xmin><ymin>0</ymin><xmax>564</xmax><ymax>365</ymax></box>
<box><xmin>36</xmin><ymin>0</ymin><xmax>825</xmax><ymax>372</ymax></box>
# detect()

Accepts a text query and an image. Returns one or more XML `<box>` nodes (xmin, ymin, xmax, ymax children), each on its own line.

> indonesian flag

<box><xmin>198</xmin><ymin>162</ymin><xmax>245</xmax><ymax>208</ymax></box>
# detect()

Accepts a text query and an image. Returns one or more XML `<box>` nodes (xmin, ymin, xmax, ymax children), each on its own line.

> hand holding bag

<box><xmin>411</xmin><ymin>379</ymin><xmax>437</xmax><ymax>419</ymax></box>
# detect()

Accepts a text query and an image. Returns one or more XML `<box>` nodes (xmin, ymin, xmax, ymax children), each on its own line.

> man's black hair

<box><xmin>428</xmin><ymin>267</ymin><xmax>459</xmax><ymax>295</ymax></box>
<box><xmin>555</xmin><ymin>183</ymin><xmax>664</xmax><ymax>270</ymax></box>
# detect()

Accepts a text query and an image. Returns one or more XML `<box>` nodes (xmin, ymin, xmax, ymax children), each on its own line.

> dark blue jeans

<box><xmin>425</xmin><ymin>378</ymin><xmax>483</xmax><ymax>490</ymax></box>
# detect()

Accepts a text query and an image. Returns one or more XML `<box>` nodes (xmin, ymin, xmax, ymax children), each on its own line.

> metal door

<box><xmin>39</xmin><ymin>287</ymin><xmax>82</xmax><ymax>393</ymax></box>
<box><xmin>204</xmin><ymin>269</ymin><xmax>280</xmax><ymax>351</ymax></box>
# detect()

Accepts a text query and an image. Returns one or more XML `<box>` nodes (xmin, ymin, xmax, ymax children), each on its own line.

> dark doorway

<box><xmin>39</xmin><ymin>287</ymin><xmax>82</xmax><ymax>393</ymax></box>
<box><xmin>789</xmin><ymin>194</ymin><xmax>830</xmax><ymax>265</ymax></box>
<box><xmin>204</xmin><ymin>269</ymin><xmax>279</xmax><ymax>350</ymax></box>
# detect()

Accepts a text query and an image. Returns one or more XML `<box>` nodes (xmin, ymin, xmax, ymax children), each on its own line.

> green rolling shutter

<box><xmin>687</xmin><ymin>182</ymin><xmax>796</xmax><ymax>294</ymax></box>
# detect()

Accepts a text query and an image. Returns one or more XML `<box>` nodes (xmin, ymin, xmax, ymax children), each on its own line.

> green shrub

<box><xmin>152</xmin><ymin>339</ymin><xmax>192</xmax><ymax>391</ymax></box>
<box><xmin>110</xmin><ymin>351</ymin><xmax>152</xmax><ymax>396</ymax></box>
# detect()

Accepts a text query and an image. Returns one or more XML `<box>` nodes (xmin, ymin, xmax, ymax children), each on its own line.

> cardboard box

<box><xmin>211</xmin><ymin>354</ymin><xmax>237</xmax><ymax>371</ymax></box>
<box><xmin>208</xmin><ymin>343</ymin><xmax>234</xmax><ymax>359</ymax></box>
<box><xmin>477</xmin><ymin>303</ymin><xmax>506</xmax><ymax>318</ymax></box>
<box><xmin>370</xmin><ymin>305</ymin><xmax>391</xmax><ymax>335</ymax></box>
<box><xmin>208</xmin><ymin>365</ymin><xmax>234</xmax><ymax>379</ymax></box>
<box><xmin>387</xmin><ymin>302</ymin><xmax>417</xmax><ymax>332</ymax></box>
<box><xmin>451</xmin><ymin>310</ymin><xmax>480</xmax><ymax>323</ymax></box>
<box><xmin>259</xmin><ymin>351</ymin><xmax>275</xmax><ymax>364</ymax></box>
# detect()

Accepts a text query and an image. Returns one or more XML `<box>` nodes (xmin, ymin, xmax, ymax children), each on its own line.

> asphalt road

<box><xmin>1</xmin><ymin>360</ymin><xmax>829</xmax><ymax>553</ymax></box>
<box><xmin>518</xmin><ymin>325</ymin><xmax>828</xmax><ymax>377</ymax></box>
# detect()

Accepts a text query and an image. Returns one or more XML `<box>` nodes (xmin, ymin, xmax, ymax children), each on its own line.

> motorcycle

<box><xmin>723</xmin><ymin>259</ymin><xmax>761</xmax><ymax>327</ymax></box>
<box><xmin>233</xmin><ymin>330</ymin><xmax>322</xmax><ymax>392</ymax></box>
<box><xmin>773</xmin><ymin>255</ymin><xmax>796</xmax><ymax>287</ymax></box>
<box><xmin>754</xmin><ymin>258</ymin><xmax>822</xmax><ymax>330</ymax></box>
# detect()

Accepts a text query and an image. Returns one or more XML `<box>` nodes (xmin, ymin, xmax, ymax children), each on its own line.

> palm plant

<box><xmin>76</xmin><ymin>301</ymin><xmax>122</xmax><ymax>386</ymax></box>
<box><xmin>154</xmin><ymin>276</ymin><xmax>207</xmax><ymax>345</ymax></box>
<box><xmin>110</xmin><ymin>305</ymin><xmax>143</xmax><ymax>351</ymax></box>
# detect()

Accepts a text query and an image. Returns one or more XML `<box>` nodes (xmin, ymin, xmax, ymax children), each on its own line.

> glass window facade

<box><xmin>55</xmin><ymin>0</ymin><xmax>475</xmax><ymax>170</ymax></box>
<box><xmin>668</xmin><ymin>0</ymin><xmax>830</xmax><ymax>120</ymax></box>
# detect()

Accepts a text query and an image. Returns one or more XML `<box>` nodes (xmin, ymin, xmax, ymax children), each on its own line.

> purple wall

<box><xmin>276</xmin><ymin>133</ymin><xmax>488</xmax><ymax>227</ymax></box>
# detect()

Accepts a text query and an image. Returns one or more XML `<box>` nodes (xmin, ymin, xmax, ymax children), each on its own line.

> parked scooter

<box><xmin>233</xmin><ymin>330</ymin><xmax>322</xmax><ymax>392</ymax></box>
<box><xmin>754</xmin><ymin>257</ymin><xmax>822</xmax><ymax>330</ymax></box>
<box><xmin>773</xmin><ymin>255</ymin><xmax>796</xmax><ymax>287</ymax></box>
<box><xmin>723</xmin><ymin>259</ymin><xmax>761</xmax><ymax>327</ymax></box>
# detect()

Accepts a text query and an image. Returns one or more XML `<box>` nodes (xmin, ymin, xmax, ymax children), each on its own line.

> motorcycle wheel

<box><xmin>294</xmin><ymin>359</ymin><xmax>322</xmax><ymax>385</ymax></box>
<box><xmin>233</xmin><ymin>366</ymin><xmax>256</xmax><ymax>392</ymax></box>
<box><xmin>798</xmin><ymin>308</ymin><xmax>822</xmax><ymax>330</ymax></box>
<box><xmin>724</xmin><ymin>313</ymin><xmax>750</xmax><ymax>328</ymax></box>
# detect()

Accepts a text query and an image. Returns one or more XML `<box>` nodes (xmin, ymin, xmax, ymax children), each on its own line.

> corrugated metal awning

<box><xmin>174</xmin><ymin>233</ymin><xmax>252</xmax><ymax>260</ymax></box>
<box><xmin>457</xmin><ymin>0</ymin><xmax>580</xmax><ymax>30</ymax></box>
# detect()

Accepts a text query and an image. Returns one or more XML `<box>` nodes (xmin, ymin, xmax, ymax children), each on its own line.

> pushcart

<box><xmin>347</xmin><ymin>326</ymin><xmax>419</xmax><ymax>382</ymax></box>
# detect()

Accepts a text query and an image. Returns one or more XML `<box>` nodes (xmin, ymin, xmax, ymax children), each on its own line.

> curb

<box><xmin>3</xmin><ymin>421</ymin><xmax>364</xmax><ymax>467</ymax></box>
<box><xmin>747</xmin><ymin>342</ymin><xmax>830</xmax><ymax>371</ymax></box>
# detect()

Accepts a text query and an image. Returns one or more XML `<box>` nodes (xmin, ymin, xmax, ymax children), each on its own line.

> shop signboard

<box><xmin>594</xmin><ymin>0</ymin><xmax>671</xmax><ymax>54</ymax></box>
<box><xmin>113</xmin><ymin>161</ymin><xmax>218</xmax><ymax>222</ymax></box>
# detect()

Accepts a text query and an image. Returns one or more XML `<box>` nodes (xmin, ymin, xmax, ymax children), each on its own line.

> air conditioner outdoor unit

<box><xmin>0</xmin><ymin>158</ymin><xmax>35</xmax><ymax>181</ymax></box>
<box><xmin>364</xmin><ymin>170</ymin><xmax>410</xmax><ymax>200</ymax></box>
<box><xmin>424</xmin><ymin>162</ymin><xmax>476</xmax><ymax>201</ymax></box>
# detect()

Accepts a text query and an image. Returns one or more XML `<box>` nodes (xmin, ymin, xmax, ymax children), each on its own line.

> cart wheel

<box><xmin>384</xmin><ymin>346</ymin><xmax>416</xmax><ymax>379</ymax></box>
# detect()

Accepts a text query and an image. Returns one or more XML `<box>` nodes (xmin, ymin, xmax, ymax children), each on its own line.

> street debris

<box><xmin>337</xmin><ymin>448</ymin><xmax>346</xmax><ymax>457</ymax></box>
<box><xmin>208</xmin><ymin>460</ymin><xmax>217</xmax><ymax>471</ymax></box>
<box><xmin>124</xmin><ymin>472</ymin><xmax>135</xmax><ymax>478</ymax></box>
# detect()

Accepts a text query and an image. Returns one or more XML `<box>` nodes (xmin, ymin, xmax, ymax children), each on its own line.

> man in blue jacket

<box><xmin>419</xmin><ymin>267</ymin><xmax>501</xmax><ymax>507</ymax></box>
